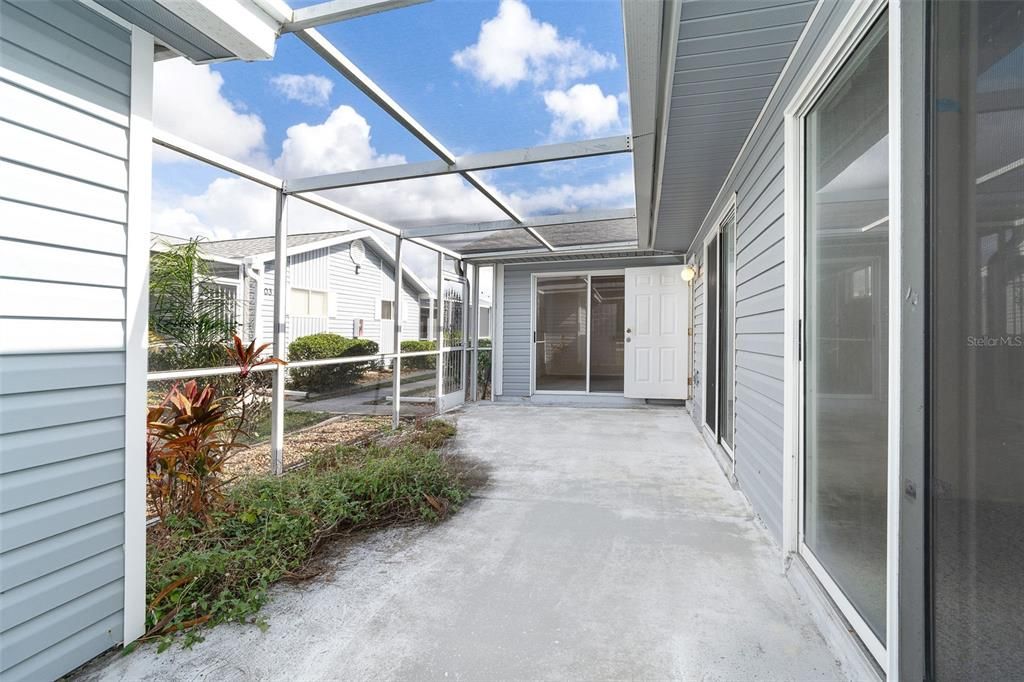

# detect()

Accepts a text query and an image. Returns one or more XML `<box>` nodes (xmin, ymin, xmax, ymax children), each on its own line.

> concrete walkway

<box><xmin>81</xmin><ymin>404</ymin><xmax>845</xmax><ymax>681</ymax></box>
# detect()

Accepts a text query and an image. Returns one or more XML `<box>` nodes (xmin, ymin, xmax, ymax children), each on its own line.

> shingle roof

<box><xmin>197</xmin><ymin>231</ymin><xmax>351</xmax><ymax>259</ymax></box>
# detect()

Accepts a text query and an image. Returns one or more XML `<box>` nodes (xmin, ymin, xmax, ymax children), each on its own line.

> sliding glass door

<box><xmin>930</xmin><ymin>2</ymin><xmax>1024</xmax><ymax>678</ymax></box>
<box><xmin>802</xmin><ymin>11</ymin><xmax>889</xmax><ymax>662</ymax></box>
<box><xmin>704</xmin><ymin>236</ymin><xmax>719</xmax><ymax>430</ymax></box>
<box><xmin>590</xmin><ymin>275</ymin><xmax>625</xmax><ymax>393</ymax></box>
<box><xmin>535</xmin><ymin>276</ymin><xmax>588</xmax><ymax>392</ymax></box>
<box><xmin>703</xmin><ymin>210</ymin><xmax>736</xmax><ymax>453</ymax></box>
<box><xmin>534</xmin><ymin>273</ymin><xmax>624</xmax><ymax>394</ymax></box>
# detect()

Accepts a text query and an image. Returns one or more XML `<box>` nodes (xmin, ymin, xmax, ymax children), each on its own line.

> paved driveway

<box><xmin>82</xmin><ymin>404</ymin><xmax>845</xmax><ymax>681</ymax></box>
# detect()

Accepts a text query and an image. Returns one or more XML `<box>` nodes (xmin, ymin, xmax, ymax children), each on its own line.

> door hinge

<box><xmin>687</xmin><ymin>327</ymin><xmax>693</xmax><ymax>336</ymax></box>
<box><xmin>687</xmin><ymin>376</ymin><xmax>693</xmax><ymax>386</ymax></box>
<box><xmin>798</xmin><ymin>319</ymin><xmax>803</xmax><ymax>362</ymax></box>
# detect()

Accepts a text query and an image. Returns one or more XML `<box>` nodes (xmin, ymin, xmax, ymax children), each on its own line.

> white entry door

<box><xmin>624</xmin><ymin>265</ymin><xmax>688</xmax><ymax>399</ymax></box>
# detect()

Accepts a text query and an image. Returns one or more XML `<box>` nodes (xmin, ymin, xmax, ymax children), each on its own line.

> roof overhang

<box><xmin>622</xmin><ymin>0</ymin><xmax>680</xmax><ymax>251</ymax></box>
<box><xmin>97</xmin><ymin>0</ymin><xmax>284</xmax><ymax>62</ymax></box>
<box><xmin>648</xmin><ymin>0</ymin><xmax>818</xmax><ymax>253</ymax></box>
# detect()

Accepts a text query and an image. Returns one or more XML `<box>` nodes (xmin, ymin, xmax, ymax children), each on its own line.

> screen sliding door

<box><xmin>533</xmin><ymin>274</ymin><xmax>625</xmax><ymax>394</ymax></box>
<box><xmin>930</xmin><ymin>2</ymin><xmax>1024</xmax><ymax>678</ymax></box>
<box><xmin>535</xmin><ymin>276</ymin><xmax>589</xmax><ymax>392</ymax></box>
<box><xmin>802</xmin><ymin>11</ymin><xmax>889</xmax><ymax>659</ymax></box>
<box><xmin>590</xmin><ymin>275</ymin><xmax>625</xmax><ymax>393</ymax></box>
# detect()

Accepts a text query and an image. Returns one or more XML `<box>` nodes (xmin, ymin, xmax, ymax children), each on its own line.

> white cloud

<box><xmin>543</xmin><ymin>83</ymin><xmax>621</xmax><ymax>138</ymax></box>
<box><xmin>154</xmin><ymin>59</ymin><xmax>267</xmax><ymax>166</ymax></box>
<box><xmin>507</xmin><ymin>170</ymin><xmax>634</xmax><ymax>215</ymax></box>
<box><xmin>153</xmin><ymin>104</ymin><xmax>507</xmax><ymax>249</ymax></box>
<box><xmin>452</xmin><ymin>0</ymin><xmax>616</xmax><ymax>89</ymax></box>
<box><xmin>153</xmin><ymin>101</ymin><xmax>633</xmax><ymax>279</ymax></box>
<box><xmin>270</xmin><ymin>73</ymin><xmax>334</xmax><ymax>106</ymax></box>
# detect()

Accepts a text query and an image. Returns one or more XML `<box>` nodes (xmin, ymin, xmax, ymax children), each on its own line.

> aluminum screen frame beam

<box><xmin>463</xmin><ymin>241</ymin><xmax>642</xmax><ymax>261</ymax></box>
<box><xmin>293</xmin><ymin>28</ymin><xmax>552</xmax><ymax>248</ymax></box>
<box><xmin>285</xmin><ymin>136</ymin><xmax>632</xmax><ymax>193</ymax></box>
<box><xmin>400</xmin><ymin>209</ymin><xmax>637</xmax><ymax>239</ymax></box>
<box><xmin>151</xmin><ymin>128</ymin><xmax>461</xmax><ymax>259</ymax></box>
<box><xmin>282</xmin><ymin>0</ymin><xmax>428</xmax><ymax>33</ymax></box>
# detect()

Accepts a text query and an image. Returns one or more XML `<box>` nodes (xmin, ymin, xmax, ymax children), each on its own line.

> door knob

<box><xmin>626</xmin><ymin>337</ymin><xmax>632</xmax><ymax>343</ymax></box>
<box><xmin>626</xmin><ymin>327</ymin><xmax>632</xmax><ymax>333</ymax></box>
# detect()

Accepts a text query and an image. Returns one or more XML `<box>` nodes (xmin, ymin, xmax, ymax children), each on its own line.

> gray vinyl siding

<box><xmin>328</xmin><ymin>241</ymin><xmax>383</xmax><ymax>343</ymax></box>
<box><xmin>380</xmin><ymin>261</ymin><xmax>424</xmax><ymax>343</ymax></box>
<box><xmin>691</xmin><ymin>266</ymin><xmax>705</xmax><ymax>426</ymax></box>
<box><xmin>684</xmin><ymin>1</ymin><xmax>851</xmax><ymax>542</ymax></box>
<box><xmin>259</xmin><ymin>240</ymin><xmax>423</xmax><ymax>354</ymax></box>
<box><xmin>0</xmin><ymin>2</ymin><xmax>131</xmax><ymax>679</ymax></box>
<box><xmin>501</xmin><ymin>257</ymin><xmax>685</xmax><ymax>398</ymax></box>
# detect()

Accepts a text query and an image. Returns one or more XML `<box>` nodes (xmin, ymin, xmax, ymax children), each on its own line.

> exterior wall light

<box><xmin>680</xmin><ymin>264</ymin><xmax>697</xmax><ymax>282</ymax></box>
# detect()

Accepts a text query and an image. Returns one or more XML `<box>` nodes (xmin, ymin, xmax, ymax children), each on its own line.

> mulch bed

<box><xmin>224</xmin><ymin>415</ymin><xmax>389</xmax><ymax>477</ymax></box>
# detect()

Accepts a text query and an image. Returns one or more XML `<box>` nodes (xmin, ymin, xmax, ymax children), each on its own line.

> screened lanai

<box><xmin>138</xmin><ymin>0</ymin><xmax>679</xmax><ymax>477</ymax></box>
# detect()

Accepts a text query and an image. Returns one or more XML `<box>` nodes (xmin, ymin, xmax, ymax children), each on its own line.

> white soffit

<box><xmin>97</xmin><ymin>0</ymin><xmax>280</xmax><ymax>62</ymax></box>
<box><xmin>622</xmin><ymin>0</ymin><xmax>666</xmax><ymax>252</ymax></box>
<box><xmin>652</xmin><ymin>0</ymin><xmax>816</xmax><ymax>252</ymax></box>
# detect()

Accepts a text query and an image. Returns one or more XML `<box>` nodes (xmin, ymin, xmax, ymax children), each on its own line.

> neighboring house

<box><xmin>153</xmin><ymin>230</ymin><xmax>437</xmax><ymax>354</ymax></box>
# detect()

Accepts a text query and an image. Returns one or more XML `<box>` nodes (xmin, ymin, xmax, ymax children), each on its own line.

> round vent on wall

<box><xmin>349</xmin><ymin>239</ymin><xmax>366</xmax><ymax>265</ymax></box>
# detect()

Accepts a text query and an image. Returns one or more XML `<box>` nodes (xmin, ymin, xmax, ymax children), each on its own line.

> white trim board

<box><xmin>701</xmin><ymin>195</ymin><xmax>738</xmax><ymax>465</ymax></box>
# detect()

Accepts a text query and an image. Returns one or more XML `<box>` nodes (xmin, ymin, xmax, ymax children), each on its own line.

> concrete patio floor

<box><xmin>80</xmin><ymin>404</ymin><xmax>846</xmax><ymax>681</ymax></box>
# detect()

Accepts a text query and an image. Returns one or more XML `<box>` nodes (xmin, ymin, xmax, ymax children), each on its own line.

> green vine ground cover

<box><xmin>142</xmin><ymin>419</ymin><xmax>471</xmax><ymax>652</ymax></box>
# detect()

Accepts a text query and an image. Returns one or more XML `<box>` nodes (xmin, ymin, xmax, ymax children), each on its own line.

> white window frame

<box><xmin>529</xmin><ymin>268</ymin><xmax>626</xmax><ymax>396</ymax></box>
<box><xmin>782</xmin><ymin>0</ymin><xmax>893</xmax><ymax>672</ymax></box>
<box><xmin>289</xmin><ymin>286</ymin><xmax>329</xmax><ymax>318</ymax></box>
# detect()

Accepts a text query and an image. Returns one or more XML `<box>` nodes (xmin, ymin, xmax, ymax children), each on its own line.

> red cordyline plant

<box><xmin>147</xmin><ymin>336</ymin><xmax>285</xmax><ymax>523</ymax></box>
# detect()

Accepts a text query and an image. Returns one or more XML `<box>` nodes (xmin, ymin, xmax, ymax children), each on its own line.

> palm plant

<box><xmin>149</xmin><ymin>238</ymin><xmax>237</xmax><ymax>369</ymax></box>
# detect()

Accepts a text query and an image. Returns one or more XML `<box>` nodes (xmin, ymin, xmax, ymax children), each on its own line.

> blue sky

<box><xmin>151</xmin><ymin>0</ymin><xmax>634</xmax><ymax>273</ymax></box>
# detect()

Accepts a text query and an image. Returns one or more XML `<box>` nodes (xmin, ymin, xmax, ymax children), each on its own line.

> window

<box><xmin>380</xmin><ymin>299</ymin><xmax>394</xmax><ymax>321</ymax></box>
<box><xmin>802</xmin><ymin>10</ymin><xmax>889</xmax><ymax>659</ymax></box>
<box><xmin>419</xmin><ymin>304</ymin><xmax>430</xmax><ymax>340</ymax></box>
<box><xmin>478</xmin><ymin>307</ymin><xmax>492</xmax><ymax>339</ymax></box>
<box><xmin>289</xmin><ymin>288</ymin><xmax>328</xmax><ymax>317</ymax></box>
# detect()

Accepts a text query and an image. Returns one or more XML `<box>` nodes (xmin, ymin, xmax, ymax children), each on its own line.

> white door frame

<box><xmin>438</xmin><ymin>270</ymin><xmax>468</xmax><ymax>412</ymax></box>
<box><xmin>701</xmin><ymin>197</ymin><xmax>738</xmax><ymax>459</ymax></box>
<box><xmin>529</xmin><ymin>269</ymin><xmax>625</xmax><ymax>396</ymax></box>
<box><xmin>782</xmin><ymin>0</ymin><xmax>893</xmax><ymax>672</ymax></box>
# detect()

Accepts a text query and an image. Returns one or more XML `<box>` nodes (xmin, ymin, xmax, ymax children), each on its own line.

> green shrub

<box><xmin>287</xmin><ymin>334</ymin><xmax>379</xmax><ymax>392</ymax></box>
<box><xmin>400</xmin><ymin>340</ymin><xmax>437</xmax><ymax>369</ymax></box>
<box><xmin>477</xmin><ymin>339</ymin><xmax>493</xmax><ymax>399</ymax></box>
<box><xmin>145</xmin><ymin>420</ymin><xmax>465</xmax><ymax>650</ymax></box>
<box><xmin>148</xmin><ymin>343</ymin><xmax>230</xmax><ymax>372</ymax></box>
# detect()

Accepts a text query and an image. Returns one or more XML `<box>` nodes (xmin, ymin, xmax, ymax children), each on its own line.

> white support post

<box><xmin>392</xmin><ymin>237</ymin><xmax>403</xmax><ymax>430</ymax></box>
<box><xmin>435</xmin><ymin>252</ymin><xmax>444</xmax><ymax>409</ymax></box>
<box><xmin>270</xmin><ymin>190</ymin><xmax>288</xmax><ymax>475</ymax></box>
<box><xmin>123</xmin><ymin>26</ymin><xmax>154</xmax><ymax>646</ymax></box>
<box><xmin>470</xmin><ymin>264</ymin><xmax>480</xmax><ymax>401</ymax></box>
